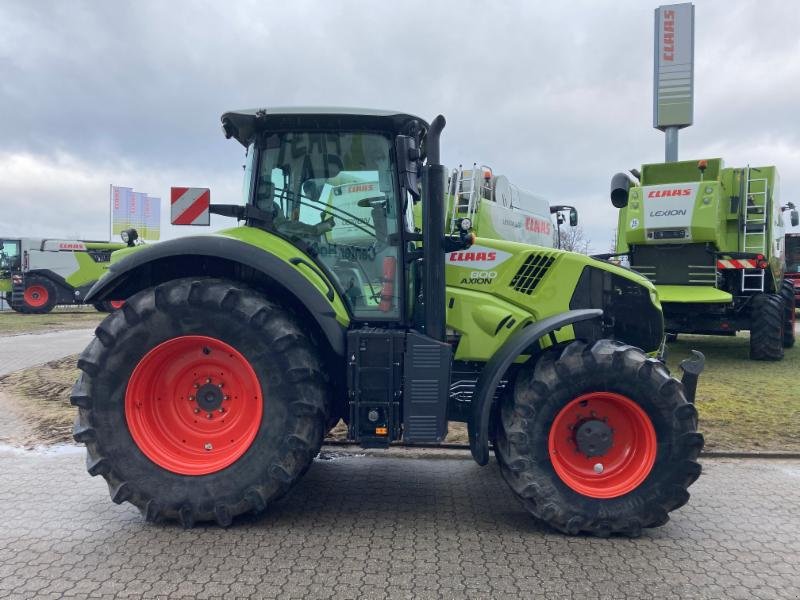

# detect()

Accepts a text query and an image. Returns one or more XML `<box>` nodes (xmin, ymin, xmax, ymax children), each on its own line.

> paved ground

<box><xmin>0</xmin><ymin>329</ymin><xmax>94</xmax><ymax>376</ymax></box>
<box><xmin>0</xmin><ymin>449</ymin><xmax>798</xmax><ymax>600</ymax></box>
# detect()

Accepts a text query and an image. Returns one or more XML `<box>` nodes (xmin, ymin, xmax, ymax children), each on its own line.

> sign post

<box><xmin>654</xmin><ymin>3</ymin><xmax>695</xmax><ymax>162</ymax></box>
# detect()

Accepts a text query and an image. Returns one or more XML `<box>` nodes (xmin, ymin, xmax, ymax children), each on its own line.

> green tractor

<box><xmin>0</xmin><ymin>237</ymin><xmax>129</xmax><ymax>313</ymax></box>
<box><xmin>73</xmin><ymin>108</ymin><xmax>704</xmax><ymax>537</ymax></box>
<box><xmin>609</xmin><ymin>159</ymin><xmax>799</xmax><ymax>360</ymax></box>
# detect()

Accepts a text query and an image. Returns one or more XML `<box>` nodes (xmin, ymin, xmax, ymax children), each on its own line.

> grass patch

<box><xmin>665</xmin><ymin>333</ymin><xmax>799</xmax><ymax>452</ymax></box>
<box><xmin>0</xmin><ymin>308</ymin><xmax>104</xmax><ymax>336</ymax></box>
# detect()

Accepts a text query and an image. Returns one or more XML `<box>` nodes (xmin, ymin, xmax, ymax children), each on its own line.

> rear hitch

<box><xmin>679</xmin><ymin>350</ymin><xmax>705</xmax><ymax>404</ymax></box>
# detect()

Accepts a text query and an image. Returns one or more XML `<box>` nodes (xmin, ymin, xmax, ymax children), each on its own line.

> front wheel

<box><xmin>71</xmin><ymin>277</ymin><xmax>329</xmax><ymax>526</ymax></box>
<box><xmin>496</xmin><ymin>339</ymin><xmax>703</xmax><ymax>537</ymax></box>
<box><xmin>749</xmin><ymin>293</ymin><xmax>784</xmax><ymax>360</ymax></box>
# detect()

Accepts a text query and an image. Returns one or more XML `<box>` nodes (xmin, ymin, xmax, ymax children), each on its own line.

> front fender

<box><xmin>468</xmin><ymin>309</ymin><xmax>603</xmax><ymax>466</ymax></box>
<box><xmin>86</xmin><ymin>235</ymin><xmax>349</xmax><ymax>355</ymax></box>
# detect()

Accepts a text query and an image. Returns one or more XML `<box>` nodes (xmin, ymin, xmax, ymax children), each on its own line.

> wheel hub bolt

<box><xmin>218</xmin><ymin>383</ymin><xmax>224</xmax><ymax>388</ymax></box>
<box><xmin>218</xmin><ymin>408</ymin><xmax>225</xmax><ymax>414</ymax></box>
<box><xmin>204</xmin><ymin>443</ymin><xmax>213</xmax><ymax>451</ymax></box>
<box><xmin>594</xmin><ymin>463</ymin><xmax>604</xmax><ymax>474</ymax></box>
<box><xmin>206</xmin><ymin>413</ymin><xmax>213</xmax><ymax>419</ymax></box>
<box><xmin>223</xmin><ymin>395</ymin><xmax>230</xmax><ymax>401</ymax></box>
<box><xmin>193</xmin><ymin>408</ymin><xmax>200</xmax><ymax>414</ymax></box>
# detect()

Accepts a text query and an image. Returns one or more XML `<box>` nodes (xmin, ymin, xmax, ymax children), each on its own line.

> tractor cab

<box><xmin>222</xmin><ymin>109</ymin><xmax>422</xmax><ymax>321</ymax></box>
<box><xmin>0</xmin><ymin>238</ymin><xmax>21</xmax><ymax>274</ymax></box>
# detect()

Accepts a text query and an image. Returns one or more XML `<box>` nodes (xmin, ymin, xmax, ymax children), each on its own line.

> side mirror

<box><xmin>610</xmin><ymin>172</ymin><xmax>632</xmax><ymax>208</ymax></box>
<box><xmin>792</xmin><ymin>210</ymin><xmax>799</xmax><ymax>227</ymax></box>
<box><xmin>569</xmin><ymin>208</ymin><xmax>578</xmax><ymax>227</ymax></box>
<box><xmin>395</xmin><ymin>135</ymin><xmax>420</xmax><ymax>199</ymax></box>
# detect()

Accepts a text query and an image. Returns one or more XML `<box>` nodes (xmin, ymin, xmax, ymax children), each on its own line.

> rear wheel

<box><xmin>749</xmin><ymin>293</ymin><xmax>784</xmax><ymax>360</ymax></box>
<box><xmin>71</xmin><ymin>277</ymin><xmax>329</xmax><ymax>526</ymax></box>
<box><xmin>93</xmin><ymin>300</ymin><xmax>125</xmax><ymax>312</ymax></box>
<box><xmin>20</xmin><ymin>276</ymin><xmax>57</xmax><ymax>313</ymax></box>
<box><xmin>779</xmin><ymin>280</ymin><xmax>796</xmax><ymax>348</ymax></box>
<box><xmin>496</xmin><ymin>339</ymin><xmax>703</xmax><ymax>537</ymax></box>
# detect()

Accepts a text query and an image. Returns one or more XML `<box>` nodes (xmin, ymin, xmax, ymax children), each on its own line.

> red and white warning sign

<box><xmin>170</xmin><ymin>187</ymin><xmax>210</xmax><ymax>225</ymax></box>
<box><xmin>717</xmin><ymin>259</ymin><xmax>758</xmax><ymax>269</ymax></box>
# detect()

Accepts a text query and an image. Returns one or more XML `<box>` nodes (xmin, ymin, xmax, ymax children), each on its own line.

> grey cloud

<box><xmin>0</xmin><ymin>0</ymin><xmax>798</xmax><ymax>250</ymax></box>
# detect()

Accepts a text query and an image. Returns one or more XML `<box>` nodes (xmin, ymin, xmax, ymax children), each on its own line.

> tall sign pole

<box><xmin>654</xmin><ymin>3</ymin><xmax>695</xmax><ymax>162</ymax></box>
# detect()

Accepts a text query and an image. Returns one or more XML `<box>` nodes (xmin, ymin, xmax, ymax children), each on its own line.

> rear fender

<box><xmin>85</xmin><ymin>236</ymin><xmax>348</xmax><ymax>355</ymax></box>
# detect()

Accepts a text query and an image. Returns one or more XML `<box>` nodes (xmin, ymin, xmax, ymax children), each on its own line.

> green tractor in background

<box><xmin>609</xmin><ymin>159</ymin><xmax>798</xmax><ymax>360</ymax></box>
<box><xmin>73</xmin><ymin>108</ymin><xmax>704</xmax><ymax>537</ymax></box>
<box><xmin>0</xmin><ymin>237</ymin><xmax>128</xmax><ymax>313</ymax></box>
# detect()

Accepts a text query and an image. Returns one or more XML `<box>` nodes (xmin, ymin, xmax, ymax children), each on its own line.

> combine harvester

<box><xmin>608</xmin><ymin>3</ymin><xmax>797</xmax><ymax>360</ymax></box>
<box><xmin>610</xmin><ymin>160</ymin><xmax>798</xmax><ymax>359</ymax></box>
<box><xmin>445</xmin><ymin>164</ymin><xmax>578</xmax><ymax>249</ymax></box>
<box><xmin>0</xmin><ymin>235</ymin><xmax>131</xmax><ymax>313</ymax></box>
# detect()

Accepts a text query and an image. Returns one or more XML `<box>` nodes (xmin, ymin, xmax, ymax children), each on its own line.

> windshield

<box><xmin>0</xmin><ymin>239</ymin><xmax>21</xmax><ymax>273</ymax></box>
<box><xmin>251</xmin><ymin>131</ymin><xmax>401</xmax><ymax>319</ymax></box>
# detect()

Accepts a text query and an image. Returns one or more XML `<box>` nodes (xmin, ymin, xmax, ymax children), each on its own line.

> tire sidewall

<box><xmin>523</xmin><ymin>355</ymin><xmax>680</xmax><ymax>510</ymax></box>
<box><xmin>89</xmin><ymin>282</ymin><xmax>322</xmax><ymax>510</ymax></box>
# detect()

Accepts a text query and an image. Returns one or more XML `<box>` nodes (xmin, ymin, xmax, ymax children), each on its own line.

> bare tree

<box><xmin>557</xmin><ymin>225</ymin><xmax>590</xmax><ymax>254</ymax></box>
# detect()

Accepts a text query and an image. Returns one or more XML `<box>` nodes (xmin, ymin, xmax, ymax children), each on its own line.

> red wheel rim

<box><xmin>125</xmin><ymin>335</ymin><xmax>263</xmax><ymax>476</ymax></box>
<box><xmin>548</xmin><ymin>392</ymin><xmax>657</xmax><ymax>499</ymax></box>
<box><xmin>110</xmin><ymin>300</ymin><xmax>125</xmax><ymax>309</ymax></box>
<box><xmin>24</xmin><ymin>285</ymin><xmax>49</xmax><ymax>307</ymax></box>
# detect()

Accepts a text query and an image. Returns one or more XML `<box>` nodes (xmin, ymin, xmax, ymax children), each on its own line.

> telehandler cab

<box><xmin>73</xmin><ymin>108</ymin><xmax>704</xmax><ymax>536</ymax></box>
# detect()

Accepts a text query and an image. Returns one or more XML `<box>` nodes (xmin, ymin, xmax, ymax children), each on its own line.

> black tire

<box><xmin>665</xmin><ymin>333</ymin><xmax>678</xmax><ymax>343</ymax></box>
<box><xmin>93</xmin><ymin>301</ymin><xmax>123</xmax><ymax>313</ymax></box>
<box><xmin>71</xmin><ymin>277</ymin><xmax>329</xmax><ymax>526</ymax></box>
<box><xmin>779</xmin><ymin>279</ymin><xmax>796</xmax><ymax>349</ymax></box>
<box><xmin>495</xmin><ymin>339</ymin><xmax>703</xmax><ymax>537</ymax></box>
<box><xmin>18</xmin><ymin>275</ymin><xmax>57</xmax><ymax>314</ymax></box>
<box><xmin>749</xmin><ymin>293</ymin><xmax>784</xmax><ymax>360</ymax></box>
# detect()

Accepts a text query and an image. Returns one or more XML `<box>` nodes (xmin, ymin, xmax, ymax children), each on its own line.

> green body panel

<box><xmin>616</xmin><ymin>159</ymin><xmax>784</xmax><ymax>301</ymax></box>
<box><xmin>444</xmin><ymin>237</ymin><xmax>658</xmax><ymax>361</ymax></box>
<box><xmin>65</xmin><ymin>248</ymin><xmax>125</xmax><ymax>288</ymax></box>
<box><xmin>218</xmin><ymin>227</ymin><xmax>350</xmax><ymax>326</ymax></box>
<box><xmin>655</xmin><ymin>285</ymin><xmax>731</xmax><ymax>304</ymax></box>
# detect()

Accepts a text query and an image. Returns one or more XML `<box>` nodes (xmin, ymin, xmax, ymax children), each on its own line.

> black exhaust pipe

<box><xmin>422</xmin><ymin>115</ymin><xmax>447</xmax><ymax>341</ymax></box>
<box><xmin>610</xmin><ymin>172</ymin><xmax>634</xmax><ymax>208</ymax></box>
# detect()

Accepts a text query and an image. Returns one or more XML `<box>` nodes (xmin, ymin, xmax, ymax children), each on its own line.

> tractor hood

<box><xmin>444</xmin><ymin>237</ymin><xmax>664</xmax><ymax>355</ymax></box>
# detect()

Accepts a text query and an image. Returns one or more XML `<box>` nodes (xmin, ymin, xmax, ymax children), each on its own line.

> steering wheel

<box><xmin>357</xmin><ymin>196</ymin><xmax>387</xmax><ymax>208</ymax></box>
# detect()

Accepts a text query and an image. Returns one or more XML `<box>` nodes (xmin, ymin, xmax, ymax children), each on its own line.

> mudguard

<box><xmin>85</xmin><ymin>236</ymin><xmax>347</xmax><ymax>355</ymax></box>
<box><xmin>468</xmin><ymin>308</ymin><xmax>603</xmax><ymax>466</ymax></box>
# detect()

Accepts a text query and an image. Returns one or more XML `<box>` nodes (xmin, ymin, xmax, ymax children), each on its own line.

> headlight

<box><xmin>121</xmin><ymin>228</ymin><xmax>139</xmax><ymax>246</ymax></box>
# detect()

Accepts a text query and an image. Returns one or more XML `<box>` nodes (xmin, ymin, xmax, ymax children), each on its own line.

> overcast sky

<box><xmin>1</xmin><ymin>0</ymin><xmax>798</xmax><ymax>252</ymax></box>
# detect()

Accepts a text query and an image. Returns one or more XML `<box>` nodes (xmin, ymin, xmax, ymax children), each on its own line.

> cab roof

<box><xmin>221</xmin><ymin>107</ymin><xmax>428</xmax><ymax>147</ymax></box>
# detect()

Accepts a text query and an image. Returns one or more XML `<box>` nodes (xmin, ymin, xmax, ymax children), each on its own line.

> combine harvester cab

<box><xmin>445</xmin><ymin>164</ymin><xmax>577</xmax><ymax>249</ymax></box>
<box><xmin>0</xmin><ymin>237</ymin><xmax>128</xmax><ymax>313</ymax></box>
<box><xmin>611</xmin><ymin>159</ymin><xmax>798</xmax><ymax>359</ymax></box>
